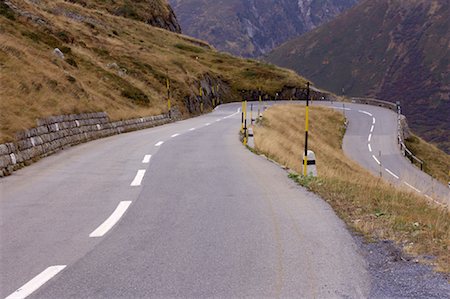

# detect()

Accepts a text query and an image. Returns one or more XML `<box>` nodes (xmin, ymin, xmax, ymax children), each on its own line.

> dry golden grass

<box><xmin>405</xmin><ymin>134</ymin><xmax>450</xmax><ymax>185</ymax></box>
<box><xmin>254</xmin><ymin>105</ymin><xmax>450</xmax><ymax>272</ymax></box>
<box><xmin>0</xmin><ymin>0</ymin><xmax>305</xmax><ymax>142</ymax></box>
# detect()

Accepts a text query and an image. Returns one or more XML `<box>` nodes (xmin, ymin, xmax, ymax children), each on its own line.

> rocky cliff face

<box><xmin>66</xmin><ymin>0</ymin><xmax>181</xmax><ymax>33</ymax></box>
<box><xmin>168</xmin><ymin>0</ymin><xmax>358</xmax><ymax>57</ymax></box>
<box><xmin>266</xmin><ymin>0</ymin><xmax>450</xmax><ymax>153</ymax></box>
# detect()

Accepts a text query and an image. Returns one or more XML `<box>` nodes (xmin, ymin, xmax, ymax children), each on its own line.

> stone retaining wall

<box><xmin>0</xmin><ymin>109</ymin><xmax>181</xmax><ymax>177</ymax></box>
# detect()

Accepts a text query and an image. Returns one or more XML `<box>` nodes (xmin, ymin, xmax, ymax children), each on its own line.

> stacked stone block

<box><xmin>0</xmin><ymin>109</ymin><xmax>181</xmax><ymax>177</ymax></box>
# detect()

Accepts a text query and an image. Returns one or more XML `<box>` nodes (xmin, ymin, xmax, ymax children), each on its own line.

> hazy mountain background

<box><xmin>266</xmin><ymin>0</ymin><xmax>450</xmax><ymax>153</ymax></box>
<box><xmin>168</xmin><ymin>0</ymin><xmax>358</xmax><ymax>57</ymax></box>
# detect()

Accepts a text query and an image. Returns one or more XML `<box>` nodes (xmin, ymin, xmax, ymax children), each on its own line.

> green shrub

<box><xmin>0</xmin><ymin>2</ymin><xmax>15</xmax><ymax>20</ymax></box>
<box><xmin>121</xmin><ymin>86</ymin><xmax>149</xmax><ymax>105</ymax></box>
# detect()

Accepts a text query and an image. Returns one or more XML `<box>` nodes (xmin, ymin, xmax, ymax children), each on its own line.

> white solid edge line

<box><xmin>6</xmin><ymin>265</ymin><xmax>67</xmax><ymax>299</ymax></box>
<box><xmin>142</xmin><ymin>154</ymin><xmax>151</xmax><ymax>163</ymax></box>
<box><xmin>358</xmin><ymin>110</ymin><xmax>373</xmax><ymax>117</ymax></box>
<box><xmin>368</xmin><ymin>134</ymin><xmax>372</xmax><ymax>142</ymax></box>
<box><xmin>370</xmin><ymin>125</ymin><xmax>374</xmax><ymax>133</ymax></box>
<box><xmin>372</xmin><ymin>155</ymin><xmax>381</xmax><ymax>165</ymax></box>
<box><xmin>155</xmin><ymin>141</ymin><xmax>164</xmax><ymax>147</ymax></box>
<box><xmin>171</xmin><ymin>133</ymin><xmax>179</xmax><ymax>138</ymax></box>
<box><xmin>385</xmin><ymin>168</ymin><xmax>399</xmax><ymax>179</ymax></box>
<box><xmin>89</xmin><ymin>201</ymin><xmax>132</xmax><ymax>237</ymax></box>
<box><xmin>368</xmin><ymin>144</ymin><xmax>372</xmax><ymax>152</ymax></box>
<box><xmin>130</xmin><ymin>169</ymin><xmax>146</xmax><ymax>186</ymax></box>
<box><xmin>372</xmin><ymin>117</ymin><xmax>376</xmax><ymax>125</ymax></box>
<box><xmin>404</xmin><ymin>182</ymin><xmax>421</xmax><ymax>193</ymax></box>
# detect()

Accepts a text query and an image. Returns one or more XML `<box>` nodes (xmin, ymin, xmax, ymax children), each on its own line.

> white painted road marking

<box><xmin>372</xmin><ymin>155</ymin><xmax>381</xmax><ymax>165</ymax></box>
<box><xmin>368</xmin><ymin>134</ymin><xmax>372</xmax><ymax>142</ymax></box>
<box><xmin>372</xmin><ymin>117</ymin><xmax>376</xmax><ymax>125</ymax></box>
<box><xmin>189</xmin><ymin>128</ymin><xmax>195</xmax><ymax>131</ymax></box>
<box><xmin>404</xmin><ymin>182</ymin><xmax>421</xmax><ymax>193</ymax></box>
<box><xmin>130</xmin><ymin>169</ymin><xmax>146</xmax><ymax>186</ymax></box>
<box><xmin>6</xmin><ymin>265</ymin><xmax>67</xmax><ymax>299</ymax></box>
<box><xmin>142</xmin><ymin>155</ymin><xmax>151</xmax><ymax>164</ymax></box>
<box><xmin>89</xmin><ymin>201</ymin><xmax>132</xmax><ymax>237</ymax></box>
<box><xmin>385</xmin><ymin>168</ymin><xmax>399</xmax><ymax>179</ymax></box>
<box><xmin>425</xmin><ymin>195</ymin><xmax>433</xmax><ymax>200</ymax></box>
<box><xmin>205</xmin><ymin>123</ymin><xmax>211</xmax><ymax>126</ymax></box>
<box><xmin>368</xmin><ymin>144</ymin><xmax>372</xmax><ymax>152</ymax></box>
<box><xmin>216</xmin><ymin>119</ymin><xmax>221</xmax><ymax>122</ymax></box>
<box><xmin>171</xmin><ymin>133</ymin><xmax>180</xmax><ymax>138</ymax></box>
<box><xmin>155</xmin><ymin>141</ymin><xmax>164</xmax><ymax>147</ymax></box>
<box><xmin>358</xmin><ymin>110</ymin><xmax>373</xmax><ymax>117</ymax></box>
<box><xmin>370</xmin><ymin>125</ymin><xmax>374</xmax><ymax>133</ymax></box>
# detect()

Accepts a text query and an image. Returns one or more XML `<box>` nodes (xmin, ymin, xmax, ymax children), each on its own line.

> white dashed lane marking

<box><xmin>368</xmin><ymin>144</ymin><xmax>372</xmax><ymax>152</ymax></box>
<box><xmin>130</xmin><ymin>169</ymin><xmax>146</xmax><ymax>186</ymax></box>
<box><xmin>6</xmin><ymin>266</ymin><xmax>67</xmax><ymax>299</ymax></box>
<box><xmin>372</xmin><ymin>155</ymin><xmax>381</xmax><ymax>165</ymax></box>
<box><xmin>142</xmin><ymin>155</ymin><xmax>151</xmax><ymax>164</ymax></box>
<box><xmin>154</xmin><ymin>141</ymin><xmax>164</xmax><ymax>147</ymax></box>
<box><xmin>368</xmin><ymin>134</ymin><xmax>372</xmax><ymax>142</ymax></box>
<box><xmin>385</xmin><ymin>168</ymin><xmax>399</xmax><ymax>179</ymax></box>
<box><xmin>89</xmin><ymin>201</ymin><xmax>132</xmax><ymax>237</ymax></box>
<box><xmin>171</xmin><ymin>133</ymin><xmax>179</xmax><ymax>138</ymax></box>
<box><xmin>189</xmin><ymin>128</ymin><xmax>195</xmax><ymax>131</ymax></box>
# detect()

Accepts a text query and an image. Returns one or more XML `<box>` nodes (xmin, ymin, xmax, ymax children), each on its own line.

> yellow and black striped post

<box><xmin>199</xmin><ymin>86</ymin><xmax>203</xmax><ymax>113</ymax></box>
<box><xmin>166</xmin><ymin>73</ymin><xmax>171</xmax><ymax>117</ymax></box>
<box><xmin>258</xmin><ymin>87</ymin><xmax>262</xmax><ymax>118</ymax></box>
<box><xmin>243</xmin><ymin>100</ymin><xmax>248</xmax><ymax>145</ymax></box>
<box><xmin>303</xmin><ymin>82</ymin><xmax>310</xmax><ymax>176</ymax></box>
<box><xmin>212</xmin><ymin>86</ymin><xmax>216</xmax><ymax>107</ymax></box>
<box><xmin>216</xmin><ymin>84</ymin><xmax>220</xmax><ymax>105</ymax></box>
<box><xmin>241</xmin><ymin>100</ymin><xmax>244</xmax><ymax>133</ymax></box>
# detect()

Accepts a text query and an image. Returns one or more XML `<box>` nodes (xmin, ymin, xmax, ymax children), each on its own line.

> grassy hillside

<box><xmin>254</xmin><ymin>105</ymin><xmax>450</xmax><ymax>272</ymax></box>
<box><xmin>0</xmin><ymin>0</ymin><xmax>305</xmax><ymax>143</ymax></box>
<box><xmin>266</xmin><ymin>0</ymin><xmax>450</xmax><ymax>153</ymax></box>
<box><xmin>405</xmin><ymin>134</ymin><xmax>450</xmax><ymax>184</ymax></box>
<box><xmin>66</xmin><ymin>0</ymin><xmax>181</xmax><ymax>33</ymax></box>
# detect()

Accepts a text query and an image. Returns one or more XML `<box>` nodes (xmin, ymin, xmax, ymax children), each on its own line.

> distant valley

<box><xmin>169</xmin><ymin>0</ymin><xmax>358</xmax><ymax>57</ymax></box>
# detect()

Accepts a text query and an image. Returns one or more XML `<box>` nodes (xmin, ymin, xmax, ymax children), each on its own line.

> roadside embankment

<box><xmin>252</xmin><ymin>104</ymin><xmax>450</xmax><ymax>273</ymax></box>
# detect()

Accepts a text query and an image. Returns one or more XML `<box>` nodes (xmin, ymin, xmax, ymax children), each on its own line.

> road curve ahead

<box><xmin>325</xmin><ymin>102</ymin><xmax>449</xmax><ymax>207</ymax></box>
<box><xmin>0</xmin><ymin>103</ymin><xmax>369</xmax><ymax>298</ymax></box>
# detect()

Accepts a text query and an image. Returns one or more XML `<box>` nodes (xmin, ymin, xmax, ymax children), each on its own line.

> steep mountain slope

<box><xmin>168</xmin><ymin>0</ymin><xmax>358</xmax><ymax>57</ymax></box>
<box><xmin>266</xmin><ymin>0</ymin><xmax>450</xmax><ymax>153</ymax></box>
<box><xmin>66</xmin><ymin>0</ymin><xmax>181</xmax><ymax>33</ymax></box>
<box><xmin>0</xmin><ymin>0</ymin><xmax>305</xmax><ymax>143</ymax></box>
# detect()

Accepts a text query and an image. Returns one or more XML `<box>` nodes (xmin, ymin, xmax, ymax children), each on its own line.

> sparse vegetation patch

<box><xmin>254</xmin><ymin>105</ymin><xmax>450</xmax><ymax>272</ymax></box>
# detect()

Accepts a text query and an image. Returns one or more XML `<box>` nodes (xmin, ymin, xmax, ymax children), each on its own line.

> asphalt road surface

<box><xmin>1</xmin><ymin>103</ymin><xmax>370</xmax><ymax>298</ymax></box>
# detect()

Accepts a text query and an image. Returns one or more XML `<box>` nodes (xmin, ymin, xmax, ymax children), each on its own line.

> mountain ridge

<box><xmin>169</xmin><ymin>0</ymin><xmax>358</xmax><ymax>57</ymax></box>
<box><xmin>266</xmin><ymin>0</ymin><xmax>450</xmax><ymax>153</ymax></box>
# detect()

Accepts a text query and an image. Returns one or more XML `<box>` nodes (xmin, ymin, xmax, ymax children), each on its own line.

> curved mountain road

<box><xmin>1</xmin><ymin>103</ymin><xmax>370</xmax><ymax>298</ymax></box>
<box><xmin>324</xmin><ymin>102</ymin><xmax>449</xmax><ymax>207</ymax></box>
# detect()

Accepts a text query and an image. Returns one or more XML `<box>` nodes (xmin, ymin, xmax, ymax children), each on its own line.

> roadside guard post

<box><xmin>303</xmin><ymin>150</ymin><xmax>317</xmax><ymax>177</ymax></box>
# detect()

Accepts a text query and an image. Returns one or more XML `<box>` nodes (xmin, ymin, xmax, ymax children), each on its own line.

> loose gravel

<box><xmin>353</xmin><ymin>236</ymin><xmax>450</xmax><ymax>298</ymax></box>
